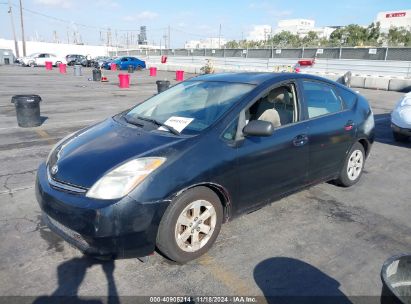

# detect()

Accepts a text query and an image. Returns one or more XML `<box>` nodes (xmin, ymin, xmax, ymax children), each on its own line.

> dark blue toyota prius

<box><xmin>36</xmin><ymin>73</ymin><xmax>375</xmax><ymax>263</ymax></box>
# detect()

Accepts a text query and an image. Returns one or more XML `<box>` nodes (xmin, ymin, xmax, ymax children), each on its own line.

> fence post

<box><xmin>302</xmin><ymin>47</ymin><xmax>304</xmax><ymax>58</ymax></box>
<box><xmin>384</xmin><ymin>47</ymin><xmax>388</xmax><ymax>61</ymax></box>
<box><xmin>271</xmin><ymin>44</ymin><xmax>274</xmax><ymax>58</ymax></box>
<box><xmin>339</xmin><ymin>47</ymin><xmax>342</xmax><ymax>59</ymax></box>
<box><xmin>246</xmin><ymin>48</ymin><xmax>248</xmax><ymax>59</ymax></box>
<box><xmin>204</xmin><ymin>48</ymin><xmax>206</xmax><ymax>57</ymax></box>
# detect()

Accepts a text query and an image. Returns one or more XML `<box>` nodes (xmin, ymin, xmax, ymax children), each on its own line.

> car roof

<box><xmin>189</xmin><ymin>72</ymin><xmax>341</xmax><ymax>86</ymax></box>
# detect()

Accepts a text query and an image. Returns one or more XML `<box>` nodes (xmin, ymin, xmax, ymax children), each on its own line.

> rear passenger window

<box><xmin>336</xmin><ymin>87</ymin><xmax>357</xmax><ymax>109</ymax></box>
<box><xmin>302</xmin><ymin>81</ymin><xmax>342</xmax><ymax>118</ymax></box>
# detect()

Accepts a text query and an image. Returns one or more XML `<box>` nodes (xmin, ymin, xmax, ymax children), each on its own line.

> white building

<box><xmin>184</xmin><ymin>38</ymin><xmax>227</xmax><ymax>49</ymax></box>
<box><xmin>274</xmin><ymin>19</ymin><xmax>335</xmax><ymax>39</ymax></box>
<box><xmin>376</xmin><ymin>10</ymin><xmax>411</xmax><ymax>31</ymax></box>
<box><xmin>246</xmin><ymin>25</ymin><xmax>272</xmax><ymax>41</ymax></box>
<box><xmin>276</xmin><ymin>19</ymin><xmax>315</xmax><ymax>33</ymax></box>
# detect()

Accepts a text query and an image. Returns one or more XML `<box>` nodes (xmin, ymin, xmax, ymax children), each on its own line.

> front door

<box><xmin>36</xmin><ymin>54</ymin><xmax>48</xmax><ymax>66</ymax></box>
<box><xmin>235</xmin><ymin>82</ymin><xmax>309</xmax><ymax>213</ymax></box>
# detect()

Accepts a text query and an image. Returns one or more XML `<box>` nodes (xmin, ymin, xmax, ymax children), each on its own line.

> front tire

<box><xmin>156</xmin><ymin>186</ymin><xmax>223</xmax><ymax>263</ymax></box>
<box><xmin>335</xmin><ymin>142</ymin><xmax>365</xmax><ymax>187</ymax></box>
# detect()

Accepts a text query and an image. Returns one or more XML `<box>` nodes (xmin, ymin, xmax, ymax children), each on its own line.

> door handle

<box><xmin>293</xmin><ymin>134</ymin><xmax>309</xmax><ymax>147</ymax></box>
<box><xmin>345</xmin><ymin>120</ymin><xmax>355</xmax><ymax>131</ymax></box>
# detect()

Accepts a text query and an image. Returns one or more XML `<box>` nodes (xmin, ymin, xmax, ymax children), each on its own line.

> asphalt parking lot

<box><xmin>0</xmin><ymin>65</ymin><xmax>410</xmax><ymax>303</ymax></box>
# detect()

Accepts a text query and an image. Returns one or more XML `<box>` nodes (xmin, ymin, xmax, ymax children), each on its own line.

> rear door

<box><xmin>300</xmin><ymin>79</ymin><xmax>355</xmax><ymax>182</ymax></box>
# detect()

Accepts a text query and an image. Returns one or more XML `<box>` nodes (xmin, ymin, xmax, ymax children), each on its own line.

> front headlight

<box><xmin>86</xmin><ymin>157</ymin><xmax>166</xmax><ymax>200</ymax></box>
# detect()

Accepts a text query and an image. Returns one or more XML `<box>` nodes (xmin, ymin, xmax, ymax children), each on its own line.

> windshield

<box><xmin>125</xmin><ymin>81</ymin><xmax>254</xmax><ymax>135</ymax></box>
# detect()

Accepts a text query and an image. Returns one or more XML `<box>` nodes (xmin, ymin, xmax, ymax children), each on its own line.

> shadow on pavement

<box><xmin>254</xmin><ymin>257</ymin><xmax>351</xmax><ymax>304</ymax></box>
<box><xmin>374</xmin><ymin>113</ymin><xmax>410</xmax><ymax>147</ymax></box>
<box><xmin>33</xmin><ymin>257</ymin><xmax>119</xmax><ymax>304</ymax></box>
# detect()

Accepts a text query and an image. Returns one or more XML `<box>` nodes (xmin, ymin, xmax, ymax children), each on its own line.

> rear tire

<box><xmin>393</xmin><ymin>131</ymin><xmax>409</xmax><ymax>142</ymax></box>
<box><xmin>335</xmin><ymin>142</ymin><xmax>365</xmax><ymax>187</ymax></box>
<box><xmin>156</xmin><ymin>186</ymin><xmax>223</xmax><ymax>263</ymax></box>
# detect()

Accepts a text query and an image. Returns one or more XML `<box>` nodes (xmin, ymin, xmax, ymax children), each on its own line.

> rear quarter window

<box><xmin>336</xmin><ymin>87</ymin><xmax>357</xmax><ymax>109</ymax></box>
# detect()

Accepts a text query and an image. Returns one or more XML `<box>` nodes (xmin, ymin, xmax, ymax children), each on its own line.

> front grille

<box><xmin>46</xmin><ymin>167</ymin><xmax>87</xmax><ymax>194</ymax></box>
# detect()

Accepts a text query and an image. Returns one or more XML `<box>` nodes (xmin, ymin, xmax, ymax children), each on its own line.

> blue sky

<box><xmin>1</xmin><ymin>0</ymin><xmax>410</xmax><ymax>47</ymax></box>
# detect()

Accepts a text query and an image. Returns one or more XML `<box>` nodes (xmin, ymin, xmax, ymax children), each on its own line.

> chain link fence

<box><xmin>114</xmin><ymin>47</ymin><xmax>411</xmax><ymax>61</ymax></box>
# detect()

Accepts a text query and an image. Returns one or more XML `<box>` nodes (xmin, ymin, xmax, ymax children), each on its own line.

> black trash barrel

<box><xmin>381</xmin><ymin>254</ymin><xmax>411</xmax><ymax>304</ymax></box>
<box><xmin>156</xmin><ymin>80</ymin><xmax>170</xmax><ymax>93</ymax></box>
<box><xmin>92</xmin><ymin>69</ymin><xmax>101</xmax><ymax>81</ymax></box>
<box><xmin>128</xmin><ymin>65</ymin><xmax>134</xmax><ymax>73</ymax></box>
<box><xmin>11</xmin><ymin>95</ymin><xmax>42</xmax><ymax>127</ymax></box>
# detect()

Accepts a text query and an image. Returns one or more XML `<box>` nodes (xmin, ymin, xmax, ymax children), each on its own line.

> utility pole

<box><xmin>53</xmin><ymin>30</ymin><xmax>58</xmax><ymax>43</ymax></box>
<box><xmin>163</xmin><ymin>31</ymin><xmax>167</xmax><ymax>49</ymax></box>
<box><xmin>168</xmin><ymin>25</ymin><xmax>171</xmax><ymax>49</ymax></box>
<box><xmin>19</xmin><ymin>0</ymin><xmax>26</xmax><ymax>56</ymax></box>
<box><xmin>7</xmin><ymin>0</ymin><xmax>19</xmax><ymax>58</ymax></box>
<box><xmin>218</xmin><ymin>24</ymin><xmax>221</xmax><ymax>48</ymax></box>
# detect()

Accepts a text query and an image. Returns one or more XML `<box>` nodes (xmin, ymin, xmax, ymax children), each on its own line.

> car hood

<box><xmin>49</xmin><ymin>118</ymin><xmax>185</xmax><ymax>188</ymax></box>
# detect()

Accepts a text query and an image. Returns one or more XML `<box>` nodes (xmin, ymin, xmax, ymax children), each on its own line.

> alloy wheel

<box><xmin>347</xmin><ymin>149</ymin><xmax>363</xmax><ymax>181</ymax></box>
<box><xmin>175</xmin><ymin>200</ymin><xmax>217</xmax><ymax>252</ymax></box>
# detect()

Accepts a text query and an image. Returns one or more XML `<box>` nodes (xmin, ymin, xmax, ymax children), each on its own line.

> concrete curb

<box><xmin>388</xmin><ymin>79</ymin><xmax>411</xmax><ymax>92</ymax></box>
<box><xmin>364</xmin><ymin>77</ymin><xmax>390</xmax><ymax>90</ymax></box>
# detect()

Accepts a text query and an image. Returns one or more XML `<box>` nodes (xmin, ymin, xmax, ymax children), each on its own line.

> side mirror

<box><xmin>243</xmin><ymin>120</ymin><xmax>274</xmax><ymax>137</ymax></box>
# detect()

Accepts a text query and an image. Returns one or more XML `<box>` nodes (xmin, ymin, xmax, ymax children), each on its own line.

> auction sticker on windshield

<box><xmin>159</xmin><ymin>116</ymin><xmax>194</xmax><ymax>133</ymax></box>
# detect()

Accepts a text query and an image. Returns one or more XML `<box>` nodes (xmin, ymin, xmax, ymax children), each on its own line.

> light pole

<box><xmin>7</xmin><ymin>0</ymin><xmax>19</xmax><ymax>58</ymax></box>
<box><xmin>19</xmin><ymin>0</ymin><xmax>26</xmax><ymax>56</ymax></box>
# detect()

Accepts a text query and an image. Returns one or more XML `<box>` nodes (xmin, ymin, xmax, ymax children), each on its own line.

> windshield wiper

<box><xmin>136</xmin><ymin>116</ymin><xmax>181</xmax><ymax>135</ymax></box>
<box><xmin>124</xmin><ymin>115</ymin><xmax>143</xmax><ymax>127</ymax></box>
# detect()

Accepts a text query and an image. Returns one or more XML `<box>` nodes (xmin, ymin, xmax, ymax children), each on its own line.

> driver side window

<box><xmin>246</xmin><ymin>84</ymin><xmax>298</xmax><ymax>128</ymax></box>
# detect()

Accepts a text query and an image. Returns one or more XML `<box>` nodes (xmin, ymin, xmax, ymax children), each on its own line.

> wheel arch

<box><xmin>358</xmin><ymin>138</ymin><xmax>371</xmax><ymax>158</ymax></box>
<box><xmin>174</xmin><ymin>182</ymin><xmax>231</xmax><ymax>223</ymax></box>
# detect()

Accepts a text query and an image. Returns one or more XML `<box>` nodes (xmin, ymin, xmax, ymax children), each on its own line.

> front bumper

<box><xmin>391</xmin><ymin>122</ymin><xmax>411</xmax><ymax>136</ymax></box>
<box><xmin>35</xmin><ymin>162</ymin><xmax>169</xmax><ymax>258</ymax></box>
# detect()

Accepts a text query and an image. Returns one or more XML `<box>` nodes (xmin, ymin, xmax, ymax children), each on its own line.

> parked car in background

<box><xmin>21</xmin><ymin>53</ymin><xmax>66</xmax><ymax>67</ymax></box>
<box><xmin>102</xmin><ymin>56</ymin><xmax>146</xmax><ymax>70</ymax></box>
<box><xmin>391</xmin><ymin>92</ymin><xmax>411</xmax><ymax>142</ymax></box>
<box><xmin>66</xmin><ymin>54</ymin><xmax>85</xmax><ymax>66</ymax></box>
<box><xmin>36</xmin><ymin>73</ymin><xmax>374</xmax><ymax>263</ymax></box>
<box><xmin>94</xmin><ymin>56</ymin><xmax>111</xmax><ymax>68</ymax></box>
